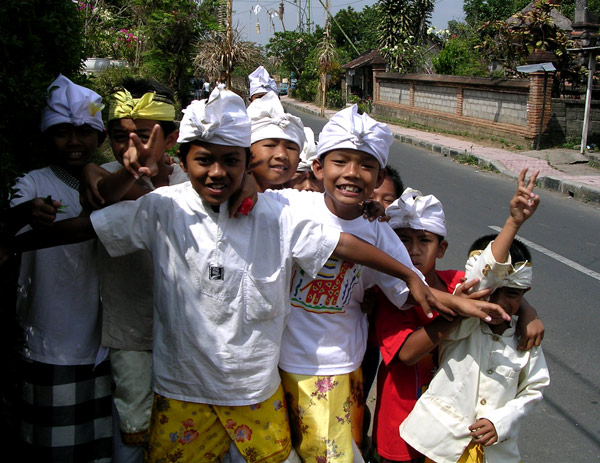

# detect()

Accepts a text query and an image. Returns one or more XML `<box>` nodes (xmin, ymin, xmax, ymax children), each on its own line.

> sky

<box><xmin>232</xmin><ymin>0</ymin><xmax>466</xmax><ymax>45</ymax></box>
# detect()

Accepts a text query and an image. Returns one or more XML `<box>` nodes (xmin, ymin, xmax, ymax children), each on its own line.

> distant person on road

<box><xmin>400</xmin><ymin>169</ymin><xmax>550</xmax><ymax>463</ymax></box>
<box><xmin>248</xmin><ymin>65</ymin><xmax>278</xmax><ymax>103</ymax></box>
<box><xmin>202</xmin><ymin>79</ymin><xmax>211</xmax><ymax>99</ymax></box>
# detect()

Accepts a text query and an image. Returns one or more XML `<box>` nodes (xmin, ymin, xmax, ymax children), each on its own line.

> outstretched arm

<box><xmin>3</xmin><ymin>216</ymin><xmax>96</xmax><ymax>259</ymax></box>
<box><xmin>333</xmin><ymin>233</ymin><xmax>509</xmax><ymax>322</ymax></box>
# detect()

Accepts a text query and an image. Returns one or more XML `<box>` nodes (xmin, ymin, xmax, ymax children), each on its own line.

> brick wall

<box><xmin>549</xmin><ymin>98</ymin><xmax>600</xmax><ymax>145</ymax></box>
<box><xmin>372</xmin><ymin>72</ymin><xmax>547</xmax><ymax>147</ymax></box>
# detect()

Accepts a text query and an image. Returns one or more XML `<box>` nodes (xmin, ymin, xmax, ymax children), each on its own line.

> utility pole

<box><xmin>306</xmin><ymin>0</ymin><xmax>311</xmax><ymax>33</ymax></box>
<box><xmin>224</xmin><ymin>0</ymin><xmax>233</xmax><ymax>88</ymax></box>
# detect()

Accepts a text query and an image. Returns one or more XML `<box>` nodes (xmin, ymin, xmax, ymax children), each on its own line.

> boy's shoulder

<box><xmin>437</xmin><ymin>269</ymin><xmax>465</xmax><ymax>293</ymax></box>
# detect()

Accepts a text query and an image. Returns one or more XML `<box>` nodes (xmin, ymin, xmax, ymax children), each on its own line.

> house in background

<box><xmin>341</xmin><ymin>50</ymin><xmax>387</xmax><ymax>101</ymax></box>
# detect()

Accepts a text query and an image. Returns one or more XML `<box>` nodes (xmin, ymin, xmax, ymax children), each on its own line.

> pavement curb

<box><xmin>282</xmin><ymin>99</ymin><xmax>600</xmax><ymax>205</ymax></box>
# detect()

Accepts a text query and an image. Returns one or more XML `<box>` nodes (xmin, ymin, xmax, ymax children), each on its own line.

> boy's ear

<box><xmin>165</xmin><ymin>129</ymin><xmax>179</xmax><ymax>151</ymax></box>
<box><xmin>437</xmin><ymin>239</ymin><xmax>449</xmax><ymax>259</ymax></box>
<box><xmin>312</xmin><ymin>158</ymin><xmax>324</xmax><ymax>180</ymax></box>
<box><xmin>375</xmin><ymin>167</ymin><xmax>387</xmax><ymax>189</ymax></box>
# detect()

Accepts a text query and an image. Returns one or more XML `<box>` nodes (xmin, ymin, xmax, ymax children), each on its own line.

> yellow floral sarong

<box><xmin>145</xmin><ymin>385</ymin><xmax>292</xmax><ymax>463</ymax></box>
<box><xmin>280</xmin><ymin>369</ymin><xmax>364</xmax><ymax>463</ymax></box>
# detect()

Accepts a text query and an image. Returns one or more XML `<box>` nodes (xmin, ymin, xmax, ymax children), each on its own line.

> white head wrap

<box><xmin>249</xmin><ymin>66</ymin><xmax>278</xmax><ymax>97</ymax></box>
<box><xmin>466</xmin><ymin>247</ymin><xmax>533</xmax><ymax>290</ymax></box>
<box><xmin>248</xmin><ymin>91</ymin><xmax>305</xmax><ymax>148</ymax></box>
<box><xmin>316</xmin><ymin>105</ymin><xmax>392</xmax><ymax>168</ymax></box>
<box><xmin>297</xmin><ymin>127</ymin><xmax>318</xmax><ymax>172</ymax></box>
<box><xmin>177</xmin><ymin>85</ymin><xmax>251</xmax><ymax>147</ymax></box>
<box><xmin>386</xmin><ymin>187</ymin><xmax>447</xmax><ymax>237</ymax></box>
<box><xmin>40</xmin><ymin>74</ymin><xmax>105</xmax><ymax>133</ymax></box>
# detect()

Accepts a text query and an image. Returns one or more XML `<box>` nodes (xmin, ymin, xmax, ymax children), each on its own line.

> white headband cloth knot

<box><xmin>316</xmin><ymin>104</ymin><xmax>392</xmax><ymax>168</ymax></box>
<box><xmin>248</xmin><ymin>66</ymin><xmax>278</xmax><ymax>97</ymax></box>
<box><xmin>465</xmin><ymin>243</ymin><xmax>533</xmax><ymax>292</ymax></box>
<box><xmin>248</xmin><ymin>92</ymin><xmax>305</xmax><ymax>148</ymax></box>
<box><xmin>177</xmin><ymin>85</ymin><xmax>251</xmax><ymax>147</ymax></box>
<box><xmin>40</xmin><ymin>74</ymin><xmax>105</xmax><ymax>133</ymax></box>
<box><xmin>386</xmin><ymin>187</ymin><xmax>447</xmax><ymax>237</ymax></box>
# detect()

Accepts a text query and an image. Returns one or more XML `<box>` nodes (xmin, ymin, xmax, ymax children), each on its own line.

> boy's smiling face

<box><xmin>313</xmin><ymin>148</ymin><xmax>385</xmax><ymax>219</ymax></box>
<box><xmin>181</xmin><ymin>142</ymin><xmax>247</xmax><ymax>206</ymax></box>
<box><xmin>396</xmin><ymin>228</ymin><xmax>447</xmax><ymax>276</ymax></box>
<box><xmin>250</xmin><ymin>138</ymin><xmax>301</xmax><ymax>191</ymax></box>
<box><xmin>370</xmin><ymin>176</ymin><xmax>398</xmax><ymax>208</ymax></box>
<box><xmin>490</xmin><ymin>286</ymin><xmax>527</xmax><ymax>317</ymax></box>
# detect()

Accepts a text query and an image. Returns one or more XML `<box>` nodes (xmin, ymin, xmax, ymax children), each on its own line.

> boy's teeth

<box><xmin>340</xmin><ymin>185</ymin><xmax>359</xmax><ymax>192</ymax></box>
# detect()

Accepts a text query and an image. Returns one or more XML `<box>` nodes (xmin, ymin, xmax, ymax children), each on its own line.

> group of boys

<box><xmin>5</xmin><ymin>67</ymin><xmax>548</xmax><ymax>463</ymax></box>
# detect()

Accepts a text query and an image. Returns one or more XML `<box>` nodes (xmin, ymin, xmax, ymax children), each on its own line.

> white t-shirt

<box><xmin>264</xmin><ymin>189</ymin><xmax>421</xmax><ymax>375</ymax></box>
<box><xmin>11</xmin><ymin>166</ymin><xmax>101</xmax><ymax>365</ymax></box>
<box><xmin>98</xmin><ymin>161</ymin><xmax>188</xmax><ymax>350</ymax></box>
<box><xmin>90</xmin><ymin>183</ymin><xmax>340</xmax><ymax>405</ymax></box>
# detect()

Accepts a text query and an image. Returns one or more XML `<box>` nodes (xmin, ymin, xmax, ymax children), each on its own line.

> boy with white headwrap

<box><xmin>283</xmin><ymin>127</ymin><xmax>324</xmax><ymax>192</ymax></box>
<box><xmin>248</xmin><ymin>65</ymin><xmax>279</xmax><ymax>102</ymax></box>
<box><xmin>7</xmin><ymin>74</ymin><xmax>112</xmax><ymax>462</ymax></box>
<box><xmin>247</xmin><ymin>91</ymin><xmax>305</xmax><ymax>191</ymax></box>
<box><xmin>400</xmin><ymin>169</ymin><xmax>550</xmax><ymax>463</ymax></box>
<box><xmin>262</xmin><ymin>105</ymin><xmax>511</xmax><ymax>462</ymax></box>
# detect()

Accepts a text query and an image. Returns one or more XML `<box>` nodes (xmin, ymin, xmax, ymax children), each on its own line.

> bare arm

<box><xmin>333</xmin><ymin>233</ymin><xmax>509</xmax><ymax>322</ymax></box>
<box><xmin>491</xmin><ymin>168</ymin><xmax>539</xmax><ymax>262</ymax></box>
<box><xmin>398</xmin><ymin>316</ymin><xmax>462</xmax><ymax>365</ymax></box>
<box><xmin>5</xmin><ymin>216</ymin><xmax>96</xmax><ymax>254</ymax></box>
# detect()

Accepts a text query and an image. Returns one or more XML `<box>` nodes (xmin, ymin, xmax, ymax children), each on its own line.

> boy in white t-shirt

<box><xmin>6</xmin><ymin>75</ymin><xmax>112</xmax><ymax>462</ymax></box>
<box><xmin>259</xmin><ymin>105</ymin><xmax>511</xmax><ymax>462</ymax></box>
<box><xmin>6</xmin><ymin>87</ymin><xmax>475</xmax><ymax>463</ymax></box>
<box><xmin>400</xmin><ymin>169</ymin><xmax>550</xmax><ymax>463</ymax></box>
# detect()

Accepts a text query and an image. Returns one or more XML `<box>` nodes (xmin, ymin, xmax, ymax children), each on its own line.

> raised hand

<box><xmin>510</xmin><ymin>167</ymin><xmax>540</xmax><ymax>226</ymax></box>
<box><xmin>123</xmin><ymin>124</ymin><xmax>163</xmax><ymax>179</ymax></box>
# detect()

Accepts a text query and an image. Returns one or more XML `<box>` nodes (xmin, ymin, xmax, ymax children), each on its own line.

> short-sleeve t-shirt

<box><xmin>11</xmin><ymin>166</ymin><xmax>101</xmax><ymax>365</ymax></box>
<box><xmin>263</xmin><ymin>189</ymin><xmax>423</xmax><ymax>376</ymax></box>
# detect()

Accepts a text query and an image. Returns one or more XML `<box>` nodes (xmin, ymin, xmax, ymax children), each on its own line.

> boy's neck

<box><xmin>152</xmin><ymin>160</ymin><xmax>174</xmax><ymax>188</ymax></box>
<box><xmin>425</xmin><ymin>269</ymin><xmax>447</xmax><ymax>292</ymax></box>
<box><xmin>323</xmin><ymin>194</ymin><xmax>363</xmax><ymax>220</ymax></box>
<box><xmin>490</xmin><ymin>320</ymin><xmax>511</xmax><ymax>335</ymax></box>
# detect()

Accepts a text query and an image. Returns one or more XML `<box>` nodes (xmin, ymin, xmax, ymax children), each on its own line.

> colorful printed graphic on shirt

<box><xmin>290</xmin><ymin>257</ymin><xmax>361</xmax><ymax>314</ymax></box>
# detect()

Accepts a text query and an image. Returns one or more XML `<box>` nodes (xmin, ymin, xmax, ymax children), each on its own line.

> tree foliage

<box><xmin>0</xmin><ymin>0</ymin><xmax>86</xmax><ymax>211</ymax></box>
<box><xmin>377</xmin><ymin>0</ymin><xmax>435</xmax><ymax>72</ymax></box>
<box><xmin>464</xmin><ymin>0</ymin><xmax>530</xmax><ymax>26</ymax></box>
<box><xmin>330</xmin><ymin>6</ymin><xmax>379</xmax><ymax>58</ymax></box>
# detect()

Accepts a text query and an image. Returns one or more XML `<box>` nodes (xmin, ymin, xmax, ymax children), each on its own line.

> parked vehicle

<box><xmin>279</xmin><ymin>82</ymin><xmax>288</xmax><ymax>96</ymax></box>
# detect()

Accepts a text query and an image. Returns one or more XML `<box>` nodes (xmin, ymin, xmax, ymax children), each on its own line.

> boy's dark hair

<box><xmin>108</xmin><ymin>77</ymin><xmax>178</xmax><ymax>137</ymax></box>
<box><xmin>178</xmin><ymin>141</ymin><xmax>251</xmax><ymax>168</ymax></box>
<box><xmin>469</xmin><ymin>233</ymin><xmax>532</xmax><ymax>263</ymax></box>
<box><xmin>384</xmin><ymin>165</ymin><xmax>404</xmax><ymax>199</ymax></box>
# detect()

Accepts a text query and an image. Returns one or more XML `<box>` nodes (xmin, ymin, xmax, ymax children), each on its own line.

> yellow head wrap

<box><xmin>108</xmin><ymin>89</ymin><xmax>175</xmax><ymax>122</ymax></box>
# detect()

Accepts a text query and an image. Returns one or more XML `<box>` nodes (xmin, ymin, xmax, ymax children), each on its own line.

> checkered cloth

<box><xmin>19</xmin><ymin>358</ymin><xmax>113</xmax><ymax>462</ymax></box>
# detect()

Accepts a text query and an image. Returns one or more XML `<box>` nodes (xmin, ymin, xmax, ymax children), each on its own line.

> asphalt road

<box><xmin>287</xmin><ymin>107</ymin><xmax>600</xmax><ymax>463</ymax></box>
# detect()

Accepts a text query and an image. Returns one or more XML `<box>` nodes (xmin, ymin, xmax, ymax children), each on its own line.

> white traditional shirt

<box><xmin>91</xmin><ymin>183</ymin><xmax>340</xmax><ymax>405</ymax></box>
<box><xmin>263</xmin><ymin>189</ymin><xmax>422</xmax><ymax>376</ymax></box>
<box><xmin>400</xmin><ymin>242</ymin><xmax>550</xmax><ymax>463</ymax></box>
<box><xmin>11</xmin><ymin>166</ymin><xmax>101</xmax><ymax>365</ymax></box>
<box><xmin>98</xmin><ymin>161</ymin><xmax>188</xmax><ymax>350</ymax></box>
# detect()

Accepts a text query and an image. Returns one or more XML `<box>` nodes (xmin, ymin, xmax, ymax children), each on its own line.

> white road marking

<box><xmin>488</xmin><ymin>226</ymin><xmax>600</xmax><ymax>282</ymax></box>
